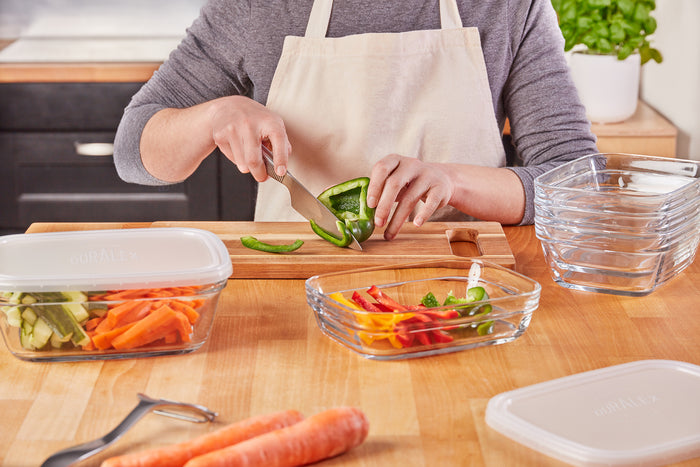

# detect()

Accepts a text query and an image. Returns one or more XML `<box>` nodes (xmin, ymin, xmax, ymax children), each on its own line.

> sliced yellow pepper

<box><xmin>328</xmin><ymin>292</ymin><xmax>412</xmax><ymax>348</ymax></box>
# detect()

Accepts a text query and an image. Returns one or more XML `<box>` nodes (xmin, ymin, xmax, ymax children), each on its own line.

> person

<box><xmin>113</xmin><ymin>0</ymin><xmax>598</xmax><ymax>240</ymax></box>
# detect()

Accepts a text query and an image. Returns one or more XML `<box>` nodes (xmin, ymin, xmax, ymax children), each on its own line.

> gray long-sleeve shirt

<box><xmin>114</xmin><ymin>0</ymin><xmax>598</xmax><ymax>225</ymax></box>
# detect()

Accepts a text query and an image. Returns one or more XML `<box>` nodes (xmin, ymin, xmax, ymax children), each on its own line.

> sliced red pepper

<box><xmin>393</xmin><ymin>321</ymin><xmax>414</xmax><ymax>347</ymax></box>
<box><xmin>421</xmin><ymin>309</ymin><xmax>460</xmax><ymax>320</ymax></box>
<box><xmin>366</xmin><ymin>285</ymin><xmax>407</xmax><ymax>312</ymax></box>
<box><xmin>351</xmin><ymin>291</ymin><xmax>383</xmax><ymax>313</ymax></box>
<box><xmin>430</xmin><ymin>329</ymin><xmax>454</xmax><ymax>343</ymax></box>
<box><xmin>372</xmin><ymin>302</ymin><xmax>396</xmax><ymax>313</ymax></box>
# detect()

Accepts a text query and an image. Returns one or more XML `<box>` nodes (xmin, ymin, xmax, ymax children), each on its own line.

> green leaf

<box><xmin>618</xmin><ymin>44</ymin><xmax>633</xmax><ymax>60</ymax></box>
<box><xmin>597</xmin><ymin>37</ymin><xmax>613</xmax><ymax>54</ymax></box>
<box><xmin>589</xmin><ymin>0</ymin><xmax>611</xmax><ymax>8</ymax></box>
<box><xmin>609</xmin><ymin>22</ymin><xmax>626</xmax><ymax>43</ymax></box>
<box><xmin>582</xmin><ymin>32</ymin><xmax>598</xmax><ymax>49</ymax></box>
<box><xmin>594</xmin><ymin>23</ymin><xmax>610</xmax><ymax>38</ymax></box>
<box><xmin>577</xmin><ymin>16</ymin><xmax>593</xmax><ymax>30</ymax></box>
<box><xmin>617</xmin><ymin>0</ymin><xmax>636</xmax><ymax>16</ymax></box>
<box><xmin>634</xmin><ymin>3</ymin><xmax>651</xmax><ymax>22</ymax></box>
<box><xmin>560</xmin><ymin>2</ymin><xmax>578</xmax><ymax>23</ymax></box>
<box><xmin>644</xmin><ymin>16</ymin><xmax>657</xmax><ymax>34</ymax></box>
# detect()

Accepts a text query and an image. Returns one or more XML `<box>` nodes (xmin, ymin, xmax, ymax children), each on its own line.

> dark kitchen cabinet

<box><xmin>0</xmin><ymin>82</ymin><xmax>256</xmax><ymax>235</ymax></box>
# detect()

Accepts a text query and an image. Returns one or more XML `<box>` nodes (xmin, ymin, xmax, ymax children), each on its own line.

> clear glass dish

<box><xmin>534</xmin><ymin>153</ymin><xmax>700</xmax><ymax>215</ymax></box>
<box><xmin>0</xmin><ymin>228</ymin><xmax>232</xmax><ymax>361</ymax></box>
<box><xmin>539</xmin><ymin>234</ymin><xmax>699</xmax><ymax>296</ymax></box>
<box><xmin>1</xmin><ymin>281</ymin><xmax>226</xmax><ymax>362</ymax></box>
<box><xmin>534</xmin><ymin>216</ymin><xmax>700</xmax><ymax>253</ymax></box>
<box><xmin>305</xmin><ymin>259</ymin><xmax>541</xmax><ymax>360</ymax></box>
<box><xmin>534</xmin><ymin>199</ymin><xmax>700</xmax><ymax>233</ymax></box>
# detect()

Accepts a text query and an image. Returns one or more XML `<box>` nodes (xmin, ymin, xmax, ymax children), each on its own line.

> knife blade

<box><xmin>261</xmin><ymin>146</ymin><xmax>363</xmax><ymax>251</ymax></box>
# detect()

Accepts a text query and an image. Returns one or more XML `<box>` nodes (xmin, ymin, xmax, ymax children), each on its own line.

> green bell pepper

<box><xmin>316</xmin><ymin>177</ymin><xmax>375</xmax><ymax>243</ymax></box>
<box><xmin>240</xmin><ymin>236</ymin><xmax>304</xmax><ymax>253</ymax></box>
<box><xmin>309</xmin><ymin>219</ymin><xmax>354</xmax><ymax>248</ymax></box>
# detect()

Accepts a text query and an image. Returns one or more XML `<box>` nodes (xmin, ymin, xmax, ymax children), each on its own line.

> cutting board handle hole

<box><xmin>446</xmin><ymin>229</ymin><xmax>481</xmax><ymax>257</ymax></box>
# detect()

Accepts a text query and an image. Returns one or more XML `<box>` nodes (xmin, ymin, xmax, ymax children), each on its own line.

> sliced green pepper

<box><xmin>240</xmin><ymin>236</ymin><xmax>304</xmax><ymax>253</ymax></box>
<box><xmin>309</xmin><ymin>219</ymin><xmax>353</xmax><ymax>248</ymax></box>
<box><xmin>420</xmin><ymin>292</ymin><xmax>441</xmax><ymax>308</ymax></box>
<box><xmin>316</xmin><ymin>177</ymin><xmax>375</xmax><ymax>243</ymax></box>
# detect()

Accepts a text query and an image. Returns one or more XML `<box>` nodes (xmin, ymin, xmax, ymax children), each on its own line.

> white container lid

<box><xmin>485</xmin><ymin>360</ymin><xmax>700</xmax><ymax>466</ymax></box>
<box><xmin>0</xmin><ymin>228</ymin><xmax>232</xmax><ymax>292</ymax></box>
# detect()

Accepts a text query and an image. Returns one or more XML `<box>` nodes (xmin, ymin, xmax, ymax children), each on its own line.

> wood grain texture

<box><xmin>150</xmin><ymin>221</ymin><xmax>515</xmax><ymax>278</ymax></box>
<box><xmin>0</xmin><ymin>62</ymin><xmax>160</xmax><ymax>83</ymax></box>
<box><xmin>1</xmin><ymin>222</ymin><xmax>698</xmax><ymax>467</ymax></box>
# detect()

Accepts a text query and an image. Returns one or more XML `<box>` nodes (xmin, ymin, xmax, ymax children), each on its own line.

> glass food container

<box><xmin>305</xmin><ymin>258</ymin><xmax>541</xmax><ymax>360</ymax></box>
<box><xmin>0</xmin><ymin>228</ymin><xmax>232</xmax><ymax>362</ymax></box>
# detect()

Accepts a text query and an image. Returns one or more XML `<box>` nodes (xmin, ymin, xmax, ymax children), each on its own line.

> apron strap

<box><xmin>440</xmin><ymin>0</ymin><xmax>464</xmax><ymax>29</ymax></box>
<box><xmin>305</xmin><ymin>0</ymin><xmax>464</xmax><ymax>38</ymax></box>
<box><xmin>305</xmin><ymin>0</ymin><xmax>333</xmax><ymax>38</ymax></box>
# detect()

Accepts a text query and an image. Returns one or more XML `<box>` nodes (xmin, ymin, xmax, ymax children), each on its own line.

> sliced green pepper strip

<box><xmin>309</xmin><ymin>219</ymin><xmax>353</xmax><ymax>248</ymax></box>
<box><xmin>420</xmin><ymin>292</ymin><xmax>440</xmax><ymax>308</ymax></box>
<box><xmin>240</xmin><ymin>236</ymin><xmax>304</xmax><ymax>253</ymax></box>
<box><xmin>317</xmin><ymin>177</ymin><xmax>375</xmax><ymax>243</ymax></box>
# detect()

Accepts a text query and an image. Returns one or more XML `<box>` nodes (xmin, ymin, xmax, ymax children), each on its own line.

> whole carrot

<box><xmin>182</xmin><ymin>407</ymin><xmax>369</xmax><ymax>467</ymax></box>
<box><xmin>101</xmin><ymin>409</ymin><xmax>304</xmax><ymax>467</ymax></box>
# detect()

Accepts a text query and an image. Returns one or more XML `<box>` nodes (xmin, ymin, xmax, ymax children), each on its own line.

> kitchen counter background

<box><xmin>0</xmin><ymin>0</ymin><xmax>205</xmax><ymax>62</ymax></box>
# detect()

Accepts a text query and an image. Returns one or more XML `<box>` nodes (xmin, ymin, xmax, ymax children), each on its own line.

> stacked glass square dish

<box><xmin>534</xmin><ymin>153</ymin><xmax>700</xmax><ymax>296</ymax></box>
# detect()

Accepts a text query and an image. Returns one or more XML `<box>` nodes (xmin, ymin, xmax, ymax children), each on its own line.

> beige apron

<box><xmin>256</xmin><ymin>0</ymin><xmax>506</xmax><ymax>222</ymax></box>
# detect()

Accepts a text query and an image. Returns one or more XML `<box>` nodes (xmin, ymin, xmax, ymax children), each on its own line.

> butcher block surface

<box><xmin>23</xmin><ymin>221</ymin><xmax>514</xmax><ymax>278</ymax></box>
<box><xmin>4</xmin><ymin>222</ymin><xmax>699</xmax><ymax>467</ymax></box>
<box><xmin>149</xmin><ymin>221</ymin><xmax>514</xmax><ymax>278</ymax></box>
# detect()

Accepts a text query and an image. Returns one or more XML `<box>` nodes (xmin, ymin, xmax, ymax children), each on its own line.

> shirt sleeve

<box><xmin>113</xmin><ymin>0</ymin><xmax>252</xmax><ymax>186</ymax></box>
<box><xmin>501</xmin><ymin>0</ymin><xmax>598</xmax><ymax>225</ymax></box>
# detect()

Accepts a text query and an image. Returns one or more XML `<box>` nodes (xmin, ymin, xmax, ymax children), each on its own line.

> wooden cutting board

<box><xmin>152</xmin><ymin>221</ymin><xmax>515</xmax><ymax>278</ymax></box>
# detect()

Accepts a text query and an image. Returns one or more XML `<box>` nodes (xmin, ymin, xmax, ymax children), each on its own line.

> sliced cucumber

<box><xmin>30</xmin><ymin>317</ymin><xmax>53</xmax><ymax>349</ymax></box>
<box><xmin>20</xmin><ymin>327</ymin><xmax>34</xmax><ymax>350</ymax></box>
<box><xmin>31</xmin><ymin>305</ymin><xmax>71</xmax><ymax>338</ymax></box>
<box><xmin>28</xmin><ymin>292</ymin><xmax>66</xmax><ymax>303</ymax></box>
<box><xmin>21</xmin><ymin>307</ymin><xmax>37</xmax><ymax>326</ymax></box>
<box><xmin>9</xmin><ymin>291</ymin><xmax>24</xmax><ymax>305</ymax></box>
<box><xmin>2</xmin><ymin>306</ymin><xmax>23</xmax><ymax>328</ymax></box>
<box><xmin>63</xmin><ymin>303</ymin><xmax>89</xmax><ymax>324</ymax></box>
<box><xmin>62</xmin><ymin>291</ymin><xmax>88</xmax><ymax>303</ymax></box>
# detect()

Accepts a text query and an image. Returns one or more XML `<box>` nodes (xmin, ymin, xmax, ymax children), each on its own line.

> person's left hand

<box><xmin>366</xmin><ymin>154</ymin><xmax>455</xmax><ymax>240</ymax></box>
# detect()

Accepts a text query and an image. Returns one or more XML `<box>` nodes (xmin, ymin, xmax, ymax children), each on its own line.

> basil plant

<box><xmin>551</xmin><ymin>0</ymin><xmax>663</xmax><ymax>64</ymax></box>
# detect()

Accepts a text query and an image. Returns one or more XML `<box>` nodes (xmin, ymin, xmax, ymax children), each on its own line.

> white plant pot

<box><xmin>569</xmin><ymin>52</ymin><xmax>641</xmax><ymax>124</ymax></box>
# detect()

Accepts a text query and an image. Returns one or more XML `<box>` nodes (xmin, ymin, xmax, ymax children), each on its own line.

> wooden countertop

<box><xmin>0</xmin><ymin>40</ymin><xmax>160</xmax><ymax>82</ymax></box>
<box><xmin>1</xmin><ymin>222</ymin><xmax>698</xmax><ymax>466</ymax></box>
<box><xmin>0</xmin><ymin>60</ymin><xmax>160</xmax><ymax>83</ymax></box>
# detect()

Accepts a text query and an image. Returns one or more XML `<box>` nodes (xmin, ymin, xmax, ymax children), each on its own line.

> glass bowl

<box><xmin>538</xmin><ymin>233</ymin><xmax>699</xmax><ymax>296</ymax></box>
<box><xmin>0</xmin><ymin>228</ymin><xmax>232</xmax><ymax>361</ymax></box>
<box><xmin>305</xmin><ymin>259</ymin><xmax>541</xmax><ymax>360</ymax></box>
<box><xmin>535</xmin><ymin>153</ymin><xmax>700</xmax><ymax>296</ymax></box>
<box><xmin>534</xmin><ymin>153</ymin><xmax>700</xmax><ymax>215</ymax></box>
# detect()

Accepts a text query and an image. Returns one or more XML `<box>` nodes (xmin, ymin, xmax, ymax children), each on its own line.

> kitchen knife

<box><xmin>261</xmin><ymin>146</ymin><xmax>363</xmax><ymax>251</ymax></box>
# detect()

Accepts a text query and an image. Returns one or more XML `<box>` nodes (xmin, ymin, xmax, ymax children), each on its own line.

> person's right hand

<box><xmin>209</xmin><ymin>95</ymin><xmax>292</xmax><ymax>181</ymax></box>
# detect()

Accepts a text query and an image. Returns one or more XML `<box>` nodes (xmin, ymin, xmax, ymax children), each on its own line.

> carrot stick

<box><xmin>103</xmin><ymin>289</ymin><xmax>152</xmax><ymax>301</ymax></box>
<box><xmin>84</xmin><ymin>316</ymin><xmax>104</xmax><ymax>332</ymax></box>
<box><xmin>101</xmin><ymin>410</ymin><xmax>305</xmax><ymax>467</ymax></box>
<box><xmin>111</xmin><ymin>305</ymin><xmax>179</xmax><ymax>350</ymax></box>
<box><xmin>92</xmin><ymin>322</ymin><xmax>138</xmax><ymax>350</ymax></box>
<box><xmin>170</xmin><ymin>301</ymin><xmax>201</xmax><ymax>325</ymax></box>
<box><xmin>173</xmin><ymin>310</ymin><xmax>193</xmax><ymax>343</ymax></box>
<box><xmin>183</xmin><ymin>407</ymin><xmax>369</xmax><ymax>467</ymax></box>
<box><xmin>106</xmin><ymin>301</ymin><xmax>148</xmax><ymax>329</ymax></box>
<box><xmin>163</xmin><ymin>330</ymin><xmax>180</xmax><ymax>344</ymax></box>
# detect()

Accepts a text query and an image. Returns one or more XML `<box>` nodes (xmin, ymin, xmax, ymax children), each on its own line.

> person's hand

<box><xmin>209</xmin><ymin>95</ymin><xmax>292</xmax><ymax>181</ymax></box>
<box><xmin>367</xmin><ymin>154</ymin><xmax>455</xmax><ymax>240</ymax></box>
